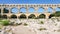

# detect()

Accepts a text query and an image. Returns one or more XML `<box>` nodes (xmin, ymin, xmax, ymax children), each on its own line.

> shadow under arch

<box><xmin>38</xmin><ymin>14</ymin><xmax>46</xmax><ymax>19</ymax></box>
<box><xmin>0</xmin><ymin>14</ymin><xmax>2</xmax><ymax>18</ymax></box>
<box><xmin>19</xmin><ymin>14</ymin><xmax>26</xmax><ymax>19</ymax></box>
<box><xmin>2</xmin><ymin>15</ymin><xmax>7</xmax><ymax>19</ymax></box>
<box><xmin>49</xmin><ymin>14</ymin><xmax>55</xmax><ymax>18</ymax></box>
<box><xmin>0</xmin><ymin>9</ymin><xmax>1</xmax><ymax>13</ymax></box>
<box><xmin>28</xmin><ymin>14</ymin><xmax>36</xmax><ymax>19</ymax></box>
<box><xmin>11</xmin><ymin>15</ymin><xmax>17</xmax><ymax>19</ymax></box>
<box><xmin>3</xmin><ymin>8</ymin><xmax>9</xmax><ymax>13</ymax></box>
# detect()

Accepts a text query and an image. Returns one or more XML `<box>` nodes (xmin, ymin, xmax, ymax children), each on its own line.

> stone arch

<box><xmin>20</xmin><ymin>7</ymin><xmax>26</xmax><ymax>13</ymax></box>
<box><xmin>11</xmin><ymin>15</ymin><xmax>17</xmax><ymax>19</ymax></box>
<box><xmin>3</xmin><ymin>8</ymin><xmax>9</xmax><ymax>13</ymax></box>
<box><xmin>48</xmin><ymin>7</ymin><xmax>53</xmax><ymax>13</ymax></box>
<box><xmin>2</xmin><ymin>15</ymin><xmax>7</xmax><ymax>19</ymax></box>
<box><xmin>38</xmin><ymin>14</ymin><xmax>46</xmax><ymax>18</ymax></box>
<box><xmin>38</xmin><ymin>7</ymin><xmax>45</xmax><ymax>13</ymax></box>
<box><xmin>28</xmin><ymin>14</ymin><xmax>36</xmax><ymax>19</ymax></box>
<box><xmin>11</xmin><ymin>7</ymin><xmax>18</xmax><ymax>13</ymax></box>
<box><xmin>19</xmin><ymin>14</ymin><xmax>26</xmax><ymax>19</ymax></box>
<box><xmin>56</xmin><ymin>7</ymin><xmax>60</xmax><ymax>12</ymax></box>
<box><xmin>28</xmin><ymin>7</ymin><xmax>35</xmax><ymax>13</ymax></box>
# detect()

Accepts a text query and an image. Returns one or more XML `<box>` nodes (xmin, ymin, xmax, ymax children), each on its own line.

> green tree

<box><xmin>55</xmin><ymin>11</ymin><xmax>60</xmax><ymax>17</ymax></box>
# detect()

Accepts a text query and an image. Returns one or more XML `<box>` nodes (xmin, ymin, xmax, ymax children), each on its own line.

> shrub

<box><xmin>0</xmin><ymin>20</ymin><xmax>9</xmax><ymax>26</ymax></box>
<box><xmin>39</xmin><ymin>28</ymin><xmax>47</xmax><ymax>31</ymax></box>
<box><xmin>39</xmin><ymin>21</ymin><xmax>44</xmax><ymax>24</ymax></box>
<box><xmin>24</xmin><ymin>23</ymin><xmax>28</xmax><ymax>26</ymax></box>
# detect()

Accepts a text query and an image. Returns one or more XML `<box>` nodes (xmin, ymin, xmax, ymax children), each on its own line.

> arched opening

<box><xmin>20</xmin><ymin>7</ymin><xmax>26</xmax><ymax>13</ymax></box>
<box><xmin>28</xmin><ymin>14</ymin><xmax>36</xmax><ymax>19</ymax></box>
<box><xmin>49</xmin><ymin>14</ymin><xmax>55</xmax><ymax>18</ymax></box>
<box><xmin>0</xmin><ymin>9</ymin><xmax>1</xmax><ymax>13</ymax></box>
<box><xmin>38</xmin><ymin>14</ymin><xmax>46</xmax><ymax>19</ymax></box>
<box><xmin>2</xmin><ymin>15</ymin><xmax>7</xmax><ymax>19</ymax></box>
<box><xmin>19</xmin><ymin>14</ymin><xmax>26</xmax><ymax>19</ymax></box>
<box><xmin>28</xmin><ymin>7</ymin><xmax>35</xmax><ymax>13</ymax></box>
<box><xmin>56</xmin><ymin>7</ymin><xmax>60</xmax><ymax>12</ymax></box>
<box><xmin>11</xmin><ymin>15</ymin><xmax>17</xmax><ymax>19</ymax></box>
<box><xmin>48</xmin><ymin>7</ymin><xmax>53</xmax><ymax>13</ymax></box>
<box><xmin>38</xmin><ymin>7</ymin><xmax>45</xmax><ymax>13</ymax></box>
<box><xmin>3</xmin><ymin>8</ymin><xmax>9</xmax><ymax>13</ymax></box>
<box><xmin>53</xmin><ymin>7</ymin><xmax>60</xmax><ymax>17</ymax></box>
<box><xmin>11</xmin><ymin>7</ymin><xmax>18</xmax><ymax>14</ymax></box>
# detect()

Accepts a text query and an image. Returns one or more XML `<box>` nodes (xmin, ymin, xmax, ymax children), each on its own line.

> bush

<box><xmin>0</xmin><ymin>20</ymin><xmax>9</xmax><ymax>26</ymax></box>
<box><xmin>39</xmin><ymin>28</ymin><xmax>47</xmax><ymax>31</ymax></box>
<box><xmin>39</xmin><ymin>21</ymin><xmax>44</xmax><ymax>24</ymax></box>
<box><xmin>24</xmin><ymin>23</ymin><xmax>28</xmax><ymax>26</ymax></box>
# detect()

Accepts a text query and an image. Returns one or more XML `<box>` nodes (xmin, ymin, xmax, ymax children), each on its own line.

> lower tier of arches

<box><xmin>0</xmin><ymin>13</ymin><xmax>55</xmax><ymax>19</ymax></box>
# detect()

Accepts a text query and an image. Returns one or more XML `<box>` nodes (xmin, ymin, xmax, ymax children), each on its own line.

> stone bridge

<box><xmin>0</xmin><ymin>4</ymin><xmax>60</xmax><ymax>19</ymax></box>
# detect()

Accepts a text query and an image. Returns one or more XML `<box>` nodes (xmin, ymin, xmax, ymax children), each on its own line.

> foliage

<box><xmin>55</xmin><ymin>11</ymin><xmax>60</xmax><ymax>17</ymax></box>
<box><xmin>24</xmin><ymin>23</ymin><xmax>28</xmax><ymax>26</ymax></box>
<box><xmin>49</xmin><ymin>14</ymin><xmax>55</xmax><ymax>18</ymax></box>
<box><xmin>0</xmin><ymin>20</ymin><xmax>9</xmax><ymax>26</ymax></box>
<box><xmin>39</xmin><ymin>28</ymin><xmax>47</xmax><ymax>31</ymax></box>
<box><xmin>49</xmin><ymin>11</ymin><xmax>60</xmax><ymax>18</ymax></box>
<box><xmin>39</xmin><ymin>21</ymin><xmax>44</xmax><ymax>24</ymax></box>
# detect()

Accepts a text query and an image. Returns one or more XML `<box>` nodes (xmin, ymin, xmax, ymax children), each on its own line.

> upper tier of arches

<box><xmin>0</xmin><ymin>4</ymin><xmax>60</xmax><ymax>14</ymax></box>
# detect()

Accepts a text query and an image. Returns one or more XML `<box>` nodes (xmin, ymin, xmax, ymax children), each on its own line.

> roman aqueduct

<box><xmin>0</xmin><ymin>4</ymin><xmax>60</xmax><ymax>19</ymax></box>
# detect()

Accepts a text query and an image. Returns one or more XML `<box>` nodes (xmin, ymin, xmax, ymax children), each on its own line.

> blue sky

<box><xmin>0</xmin><ymin>0</ymin><xmax>60</xmax><ymax>13</ymax></box>
<box><xmin>0</xmin><ymin>0</ymin><xmax>60</xmax><ymax>4</ymax></box>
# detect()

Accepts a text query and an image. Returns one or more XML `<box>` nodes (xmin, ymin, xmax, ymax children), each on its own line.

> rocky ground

<box><xmin>10</xmin><ymin>18</ymin><xmax>60</xmax><ymax>34</ymax></box>
<box><xmin>0</xmin><ymin>18</ymin><xmax>60</xmax><ymax>34</ymax></box>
